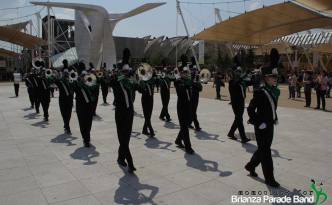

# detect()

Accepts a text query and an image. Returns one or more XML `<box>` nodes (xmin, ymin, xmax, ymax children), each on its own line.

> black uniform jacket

<box><xmin>229</xmin><ymin>79</ymin><xmax>246</xmax><ymax>104</ymax></box>
<box><xmin>110</xmin><ymin>76</ymin><xmax>135</xmax><ymax>111</ymax></box>
<box><xmin>247</xmin><ymin>87</ymin><xmax>278</xmax><ymax>126</ymax></box>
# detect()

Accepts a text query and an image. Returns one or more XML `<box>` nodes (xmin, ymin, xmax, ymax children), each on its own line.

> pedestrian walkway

<box><xmin>0</xmin><ymin>85</ymin><xmax>331</xmax><ymax>205</ymax></box>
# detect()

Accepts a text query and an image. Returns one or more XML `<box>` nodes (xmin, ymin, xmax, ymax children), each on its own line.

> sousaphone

<box><xmin>137</xmin><ymin>63</ymin><xmax>153</xmax><ymax>81</ymax></box>
<box><xmin>199</xmin><ymin>68</ymin><xmax>211</xmax><ymax>84</ymax></box>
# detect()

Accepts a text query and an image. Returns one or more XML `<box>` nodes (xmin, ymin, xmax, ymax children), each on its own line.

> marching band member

<box><xmin>37</xmin><ymin>62</ymin><xmax>52</xmax><ymax>121</ymax></box>
<box><xmin>158</xmin><ymin>67</ymin><xmax>173</xmax><ymax>122</ymax></box>
<box><xmin>55</xmin><ymin>59</ymin><xmax>74</xmax><ymax>134</ymax></box>
<box><xmin>245</xmin><ymin>48</ymin><xmax>281</xmax><ymax>188</ymax></box>
<box><xmin>88</xmin><ymin>63</ymin><xmax>100</xmax><ymax>116</ymax></box>
<box><xmin>174</xmin><ymin>66</ymin><xmax>195</xmax><ymax>154</ymax></box>
<box><xmin>189</xmin><ymin>70</ymin><xmax>202</xmax><ymax>131</ymax></box>
<box><xmin>110</xmin><ymin>60</ymin><xmax>137</xmax><ymax>173</ymax></box>
<box><xmin>24</xmin><ymin>70</ymin><xmax>35</xmax><ymax>108</ymax></box>
<box><xmin>73</xmin><ymin>62</ymin><xmax>99</xmax><ymax>147</ymax></box>
<box><xmin>137</xmin><ymin>64</ymin><xmax>156</xmax><ymax>137</ymax></box>
<box><xmin>227</xmin><ymin>66</ymin><xmax>250</xmax><ymax>143</ymax></box>
<box><xmin>100</xmin><ymin>63</ymin><xmax>109</xmax><ymax>104</ymax></box>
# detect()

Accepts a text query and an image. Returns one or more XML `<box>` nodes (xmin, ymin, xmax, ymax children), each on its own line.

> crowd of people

<box><xmin>287</xmin><ymin>70</ymin><xmax>332</xmax><ymax>110</ymax></box>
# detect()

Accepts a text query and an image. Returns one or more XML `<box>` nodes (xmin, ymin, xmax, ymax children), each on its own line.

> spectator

<box><xmin>13</xmin><ymin>68</ymin><xmax>22</xmax><ymax>97</ymax></box>
<box><xmin>315</xmin><ymin>70</ymin><xmax>328</xmax><ymax>111</ymax></box>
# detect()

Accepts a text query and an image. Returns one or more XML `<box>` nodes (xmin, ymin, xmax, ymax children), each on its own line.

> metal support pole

<box><xmin>176</xmin><ymin>0</ymin><xmax>201</xmax><ymax>70</ymax></box>
<box><xmin>47</xmin><ymin>6</ymin><xmax>51</xmax><ymax>68</ymax></box>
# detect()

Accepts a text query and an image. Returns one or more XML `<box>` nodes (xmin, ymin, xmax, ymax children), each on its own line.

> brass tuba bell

<box><xmin>199</xmin><ymin>68</ymin><xmax>211</xmax><ymax>84</ymax></box>
<box><xmin>84</xmin><ymin>73</ymin><xmax>97</xmax><ymax>87</ymax></box>
<box><xmin>69</xmin><ymin>70</ymin><xmax>78</xmax><ymax>83</ymax></box>
<box><xmin>45</xmin><ymin>69</ymin><xmax>54</xmax><ymax>79</ymax></box>
<box><xmin>137</xmin><ymin>63</ymin><xmax>153</xmax><ymax>81</ymax></box>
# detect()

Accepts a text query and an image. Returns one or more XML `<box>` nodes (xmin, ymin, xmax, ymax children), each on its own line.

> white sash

<box><xmin>120</xmin><ymin>82</ymin><xmax>129</xmax><ymax>108</ymax></box>
<box><xmin>81</xmin><ymin>88</ymin><xmax>89</xmax><ymax>103</ymax></box>
<box><xmin>240</xmin><ymin>84</ymin><xmax>245</xmax><ymax>99</ymax></box>
<box><xmin>262</xmin><ymin>89</ymin><xmax>276</xmax><ymax>121</ymax></box>
<box><xmin>147</xmin><ymin>84</ymin><xmax>152</xmax><ymax>96</ymax></box>
<box><xmin>186</xmin><ymin>89</ymin><xmax>190</xmax><ymax>101</ymax></box>
<box><xmin>60</xmin><ymin>81</ymin><xmax>69</xmax><ymax>96</ymax></box>
<box><xmin>163</xmin><ymin>79</ymin><xmax>169</xmax><ymax>90</ymax></box>
<box><xmin>42</xmin><ymin>80</ymin><xmax>46</xmax><ymax>90</ymax></box>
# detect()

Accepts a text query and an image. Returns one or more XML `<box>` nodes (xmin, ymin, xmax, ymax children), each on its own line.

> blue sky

<box><xmin>0</xmin><ymin>0</ymin><xmax>284</xmax><ymax>38</ymax></box>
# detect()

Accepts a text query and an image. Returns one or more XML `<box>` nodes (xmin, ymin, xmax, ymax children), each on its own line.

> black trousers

<box><xmin>59</xmin><ymin>95</ymin><xmax>73</xmax><ymax>130</ymax></box>
<box><xmin>316</xmin><ymin>89</ymin><xmax>326</xmax><ymax>109</ymax></box>
<box><xmin>40</xmin><ymin>93</ymin><xmax>50</xmax><ymax>119</ymax></box>
<box><xmin>296</xmin><ymin>85</ymin><xmax>301</xmax><ymax>98</ymax></box>
<box><xmin>191</xmin><ymin>95</ymin><xmax>200</xmax><ymax>129</ymax></box>
<box><xmin>216</xmin><ymin>85</ymin><xmax>221</xmax><ymax>99</ymax></box>
<box><xmin>142</xmin><ymin>96</ymin><xmax>154</xmax><ymax>134</ymax></box>
<box><xmin>159</xmin><ymin>89</ymin><xmax>170</xmax><ymax>120</ymax></box>
<box><xmin>93</xmin><ymin>90</ymin><xmax>99</xmax><ymax>115</ymax></box>
<box><xmin>101</xmin><ymin>84</ymin><xmax>108</xmax><ymax>103</ymax></box>
<box><xmin>176</xmin><ymin>105</ymin><xmax>192</xmax><ymax>149</ymax></box>
<box><xmin>76</xmin><ymin>100</ymin><xmax>94</xmax><ymax>144</ymax></box>
<box><xmin>246</xmin><ymin>124</ymin><xmax>275</xmax><ymax>181</ymax></box>
<box><xmin>34</xmin><ymin>90</ymin><xmax>40</xmax><ymax>113</ymax></box>
<box><xmin>228</xmin><ymin>102</ymin><xmax>246</xmax><ymax>139</ymax></box>
<box><xmin>50</xmin><ymin>88</ymin><xmax>55</xmax><ymax>98</ymax></box>
<box><xmin>304</xmin><ymin>85</ymin><xmax>311</xmax><ymax>107</ymax></box>
<box><xmin>27</xmin><ymin>88</ymin><xmax>34</xmax><ymax>107</ymax></box>
<box><xmin>115</xmin><ymin>108</ymin><xmax>134</xmax><ymax>168</ymax></box>
<box><xmin>14</xmin><ymin>84</ymin><xmax>19</xmax><ymax>97</ymax></box>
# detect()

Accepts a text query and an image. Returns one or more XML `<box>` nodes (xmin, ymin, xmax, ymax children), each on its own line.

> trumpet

<box><xmin>199</xmin><ymin>68</ymin><xmax>211</xmax><ymax>84</ymax></box>
<box><xmin>137</xmin><ymin>63</ymin><xmax>153</xmax><ymax>81</ymax></box>
<box><xmin>45</xmin><ymin>69</ymin><xmax>53</xmax><ymax>79</ymax></box>
<box><xmin>69</xmin><ymin>70</ymin><xmax>78</xmax><ymax>83</ymax></box>
<box><xmin>84</xmin><ymin>73</ymin><xmax>97</xmax><ymax>87</ymax></box>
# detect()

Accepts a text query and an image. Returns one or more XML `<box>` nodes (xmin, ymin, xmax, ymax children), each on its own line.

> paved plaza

<box><xmin>0</xmin><ymin>83</ymin><xmax>331</xmax><ymax>205</ymax></box>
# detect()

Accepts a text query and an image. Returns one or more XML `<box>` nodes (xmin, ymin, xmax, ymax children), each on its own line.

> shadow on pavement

<box><xmin>144</xmin><ymin>137</ymin><xmax>176</xmax><ymax>152</ymax></box>
<box><xmin>163</xmin><ymin>121</ymin><xmax>180</xmax><ymax>129</ymax></box>
<box><xmin>70</xmin><ymin>145</ymin><xmax>100</xmax><ymax>165</ymax></box>
<box><xmin>114</xmin><ymin>168</ymin><xmax>159</xmax><ymax>205</ymax></box>
<box><xmin>51</xmin><ymin>133</ymin><xmax>77</xmax><ymax>146</ymax></box>
<box><xmin>184</xmin><ymin>153</ymin><xmax>232</xmax><ymax>177</ymax></box>
<box><xmin>31</xmin><ymin>120</ymin><xmax>49</xmax><ymax>128</ymax></box>
<box><xmin>195</xmin><ymin>130</ymin><xmax>224</xmax><ymax>142</ymax></box>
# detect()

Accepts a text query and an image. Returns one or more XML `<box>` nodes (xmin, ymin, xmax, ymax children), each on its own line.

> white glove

<box><xmin>259</xmin><ymin>123</ymin><xmax>267</xmax><ymax>130</ymax></box>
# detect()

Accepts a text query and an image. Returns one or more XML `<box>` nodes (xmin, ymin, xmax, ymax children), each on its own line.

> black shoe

<box><xmin>228</xmin><ymin>134</ymin><xmax>237</xmax><ymax>140</ymax></box>
<box><xmin>84</xmin><ymin>142</ymin><xmax>90</xmax><ymax>148</ymax></box>
<box><xmin>142</xmin><ymin>130</ymin><xmax>149</xmax><ymax>136</ymax></box>
<box><xmin>245</xmin><ymin>164</ymin><xmax>258</xmax><ymax>177</ymax></box>
<box><xmin>159</xmin><ymin>117</ymin><xmax>165</xmax><ymax>121</ymax></box>
<box><xmin>117</xmin><ymin>160</ymin><xmax>127</xmax><ymax>167</ymax></box>
<box><xmin>185</xmin><ymin>148</ymin><xmax>195</xmax><ymax>155</ymax></box>
<box><xmin>44</xmin><ymin>117</ymin><xmax>49</xmax><ymax>122</ymax></box>
<box><xmin>265</xmin><ymin>180</ymin><xmax>280</xmax><ymax>188</ymax></box>
<box><xmin>166</xmin><ymin>118</ymin><xmax>172</xmax><ymax>122</ymax></box>
<box><xmin>65</xmin><ymin>129</ymin><xmax>72</xmax><ymax>135</ymax></box>
<box><xmin>195</xmin><ymin>127</ymin><xmax>202</xmax><ymax>132</ymax></box>
<box><xmin>241</xmin><ymin>137</ymin><xmax>250</xmax><ymax>143</ymax></box>
<box><xmin>36</xmin><ymin>110</ymin><xmax>40</xmax><ymax>114</ymax></box>
<box><xmin>128</xmin><ymin>166</ymin><xmax>137</xmax><ymax>174</ymax></box>
<box><xmin>150</xmin><ymin>132</ymin><xmax>155</xmax><ymax>138</ymax></box>
<box><xmin>175</xmin><ymin>141</ymin><xmax>185</xmax><ymax>148</ymax></box>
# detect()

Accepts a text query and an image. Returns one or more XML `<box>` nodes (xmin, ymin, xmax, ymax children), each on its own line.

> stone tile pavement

<box><xmin>0</xmin><ymin>84</ymin><xmax>331</xmax><ymax>205</ymax></box>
